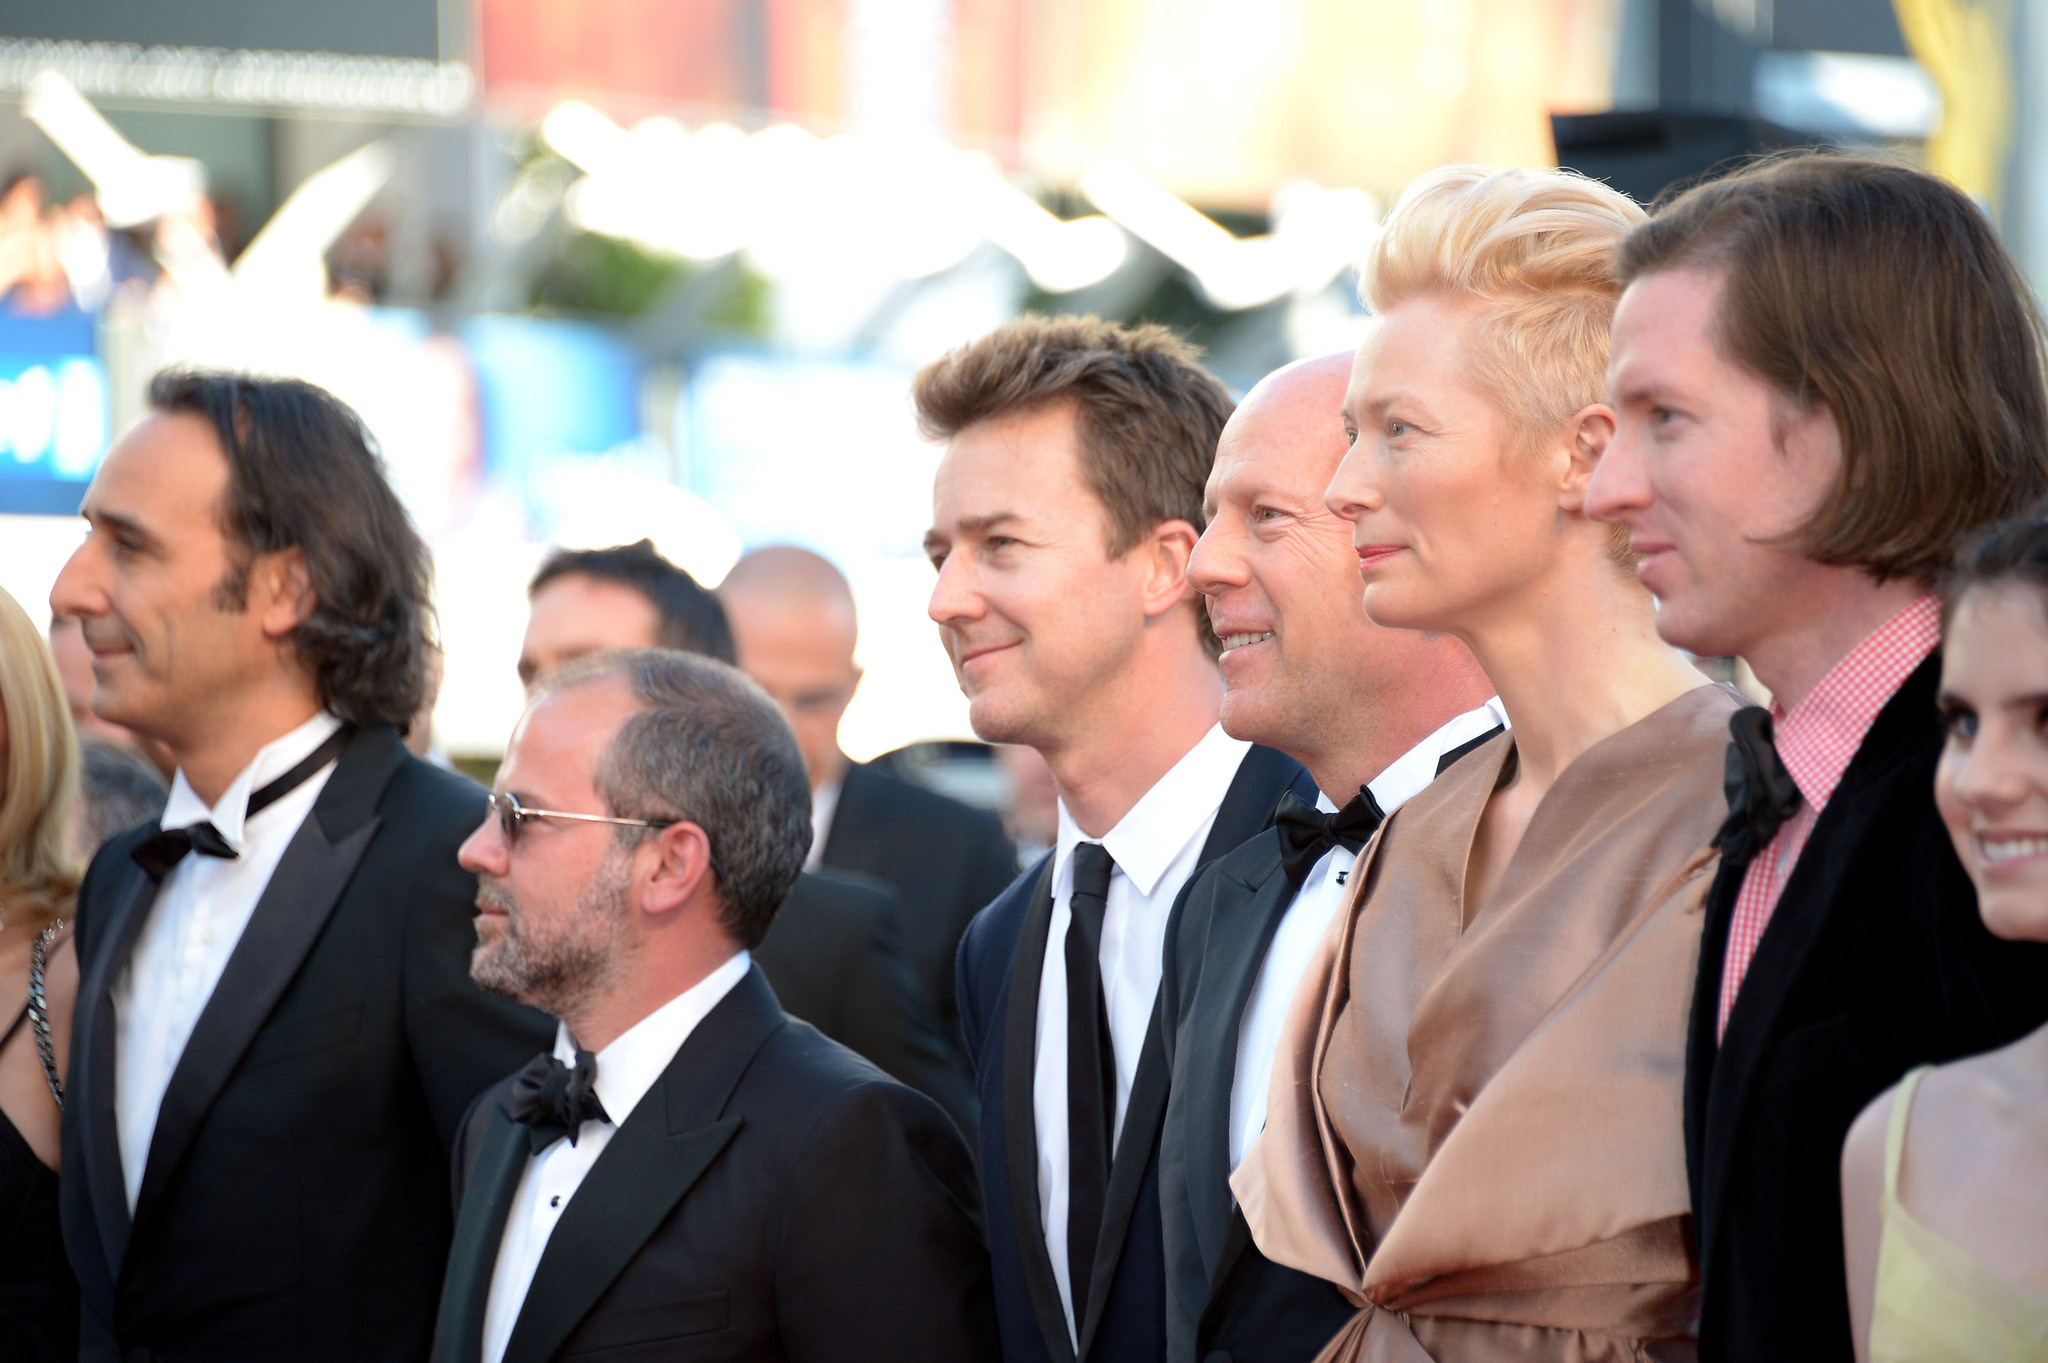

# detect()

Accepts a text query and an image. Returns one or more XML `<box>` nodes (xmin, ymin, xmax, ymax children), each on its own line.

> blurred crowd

<box><xmin>1</xmin><ymin>147</ymin><xmax>2046</xmax><ymax>1363</ymax></box>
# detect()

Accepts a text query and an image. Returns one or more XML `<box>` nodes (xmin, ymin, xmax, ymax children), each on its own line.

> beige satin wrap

<box><xmin>1233</xmin><ymin>685</ymin><xmax>1740</xmax><ymax>1363</ymax></box>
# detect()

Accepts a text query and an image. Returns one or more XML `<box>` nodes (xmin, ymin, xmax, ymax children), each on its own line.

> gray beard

<box><xmin>471</xmin><ymin>852</ymin><xmax>636</xmax><ymax>1021</ymax></box>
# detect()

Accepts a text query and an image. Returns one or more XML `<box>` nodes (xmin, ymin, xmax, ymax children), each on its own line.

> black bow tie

<box><xmin>1273</xmin><ymin>788</ymin><xmax>1384</xmax><ymax>890</ymax></box>
<box><xmin>507</xmin><ymin>1049</ymin><xmax>610</xmax><ymax>1154</ymax></box>
<box><xmin>130</xmin><ymin>725</ymin><xmax>352</xmax><ymax>881</ymax></box>
<box><xmin>1713</xmin><ymin>707</ymin><xmax>1804</xmax><ymax>872</ymax></box>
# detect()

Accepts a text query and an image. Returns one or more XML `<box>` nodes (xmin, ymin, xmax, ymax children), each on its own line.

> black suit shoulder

<box><xmin>754</xmin><ymin>870</ymin><xmax>979</xmax><ymax>1136</ymax></box>
<box><xmin>843</xmin><ymin>762</ymin><xmax>1010</xmax><ymax>845</ymax></box>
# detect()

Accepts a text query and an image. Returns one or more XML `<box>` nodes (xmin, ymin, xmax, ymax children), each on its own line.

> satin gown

<box><xmin>1235</xmin><ymin>684</ymin><xmax>1741</xmax><ymax>1362</ymax></box>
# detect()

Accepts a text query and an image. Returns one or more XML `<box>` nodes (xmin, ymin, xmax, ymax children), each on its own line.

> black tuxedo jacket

<box><xmin>1687</xmin><ymin>655</ymin><xmax>2048</xmax><ymax>1362</ymax></box>
<box><xmin>753</xmin><ymin>866</ymin><xmax>978</xmax><ymax>1136</ymax></box>
<box><xmin>432</xmin><ymin>966</ymin><xmax>998</xmax><ymax>1363</ymax></box>
<box><xmin>1156</xmin><ymin>729</ymin><xmax>1496</xmax><ymax>1363</ymax></box>
<box><xmin>61</xmin><ymin>724</ymin><xmax>554</xmax><ymax>1363</ymax></box>
<box><xmin>822</xmin><ymin>760</ymin><xmax>1018</xmax><ymax>1037</ymax></box>
<box><xmin>1157</xmin><ymin>827</ymin><xmax>1347</xmax><ymax>1363</ymax></box>
<box><xmin>955</xmin><ymin>744</ymin><xmax>1308</xmax><ymax>1363</ymax></box>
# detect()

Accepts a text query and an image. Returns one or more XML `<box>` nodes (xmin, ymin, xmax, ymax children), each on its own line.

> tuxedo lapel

<box><xmin>72</xmin><ymin>860</ymin><xmax>162</xmax><ymax>1285</ymax></box>
<box><xmin>1189</xmin><ymin>848</ymin><xmax>1292</xmax><ymax>1288</ymax></box>
<box><xmin>1201</xmin><ymin>745</ymin><xmax>1311</xmax><ymax>865</ymax></box>
<box><xmin>1077</xmin><ymin>1008</ymin><xmax>1165</xmax><ymax>1359</ymax></box>
<box><xmin>437</xmin><ymin>1108</ymin><xmax>531</xmax><ymax>1363</ymax></box>
<box><xmin>1000</xmin><ymin>858</ymin><xmax>1075</xmax><ymax>1363</ymax></box>
<box><xmin>129</xmin><ymin>726</ymin><xmax>402</xmax><ymax>1233</ymax></box>
<box><xmin>501</xmin><ymin>968</ymin><xmax>782</xmax><ymax>1363</ymax></box>
<box><xmin>1697</xmin><ymin>659</ymin><xmax>1937</xmax><ymax>1256</ymax></box>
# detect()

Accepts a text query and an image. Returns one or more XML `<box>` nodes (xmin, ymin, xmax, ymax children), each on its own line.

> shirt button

<box><xmin>549</xmin><ymin>1195</ymin><xmax>561</xmax><ymax>1208</ymax></box>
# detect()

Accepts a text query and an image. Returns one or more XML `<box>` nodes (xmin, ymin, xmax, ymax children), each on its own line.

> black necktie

<box><xmin>130</xmin><ymin>724</ymin><xmax>353</xmax><ymax>880</ymax></box>
<box><xmin>1064</xmin><ymin>840</ymin><xmax>1116</xmax><ymax>1328</ymax></box>
<box><xmin>506</xmin><ymin>1048</ymin><xmax>610</xmax><ymax>1154</ymax></box>
<box><xmin>1713</xmin><ymin>706</ymin><xmax>1804</xmax><ymax>873</ymax></box>
<box><xmin>1273</xmin><ymin>788</ymin><xmax>1384</xmax><ymax>890</ymax></box>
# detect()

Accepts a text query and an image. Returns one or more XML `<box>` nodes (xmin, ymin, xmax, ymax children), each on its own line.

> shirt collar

<box><xmin>1772</xmin><ymin>593</ymin><xmax>1941</xmax><ymax>813</ymax></box>
<box><xmin>1348</xmin><ymin>697</ymin><xmax>1510</xmax><ymax>815</ymax></box>
<box><xmin>161</xmin><ymin>711</ymin><xmax>345</xmax><ymax>852</ymax></box>
<box><xmin>1053</xmin><ymin>723</ymin><xmax>1253</xmax><ymax>897</ymax></box>
<box><xmin>554</xmin><ymin>949</ymin><xmax>752</xmax><ymax>1130</ymax></box>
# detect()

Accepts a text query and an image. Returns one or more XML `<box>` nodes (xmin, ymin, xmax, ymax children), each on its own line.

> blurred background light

<box><xmin>0</xmin><ymin>0</ymin><xmax>2034</xmax><ymax>788</ymax></box>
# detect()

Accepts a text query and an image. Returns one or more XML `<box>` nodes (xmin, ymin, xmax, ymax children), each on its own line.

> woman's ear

<box><xmin>1556</xmin><ymin>404</ymin><xmax>1617</xmax><ymax>514</ymax></box>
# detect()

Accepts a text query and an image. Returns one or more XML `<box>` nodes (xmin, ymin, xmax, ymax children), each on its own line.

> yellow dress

<box><xmin>1871</xmin><ymin>1067</ymin><xmax>2048</xmax><ymax>1362</ymax></box>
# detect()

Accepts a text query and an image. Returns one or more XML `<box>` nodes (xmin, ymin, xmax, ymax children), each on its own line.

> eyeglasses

<box><xmin>485</xmin><ymin>790</ymin><xmax>677</xmax><ymax>846</ymax></box>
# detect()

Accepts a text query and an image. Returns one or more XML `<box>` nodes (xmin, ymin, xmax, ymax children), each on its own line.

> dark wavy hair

<box><xmin>148</xmin><ymin>370</ymin><xmax>434</xmax><ymax>730</ymax></box>
<box><xmin>1942</xmin><ymin>515</ymin><xmax>2048</xmax><ymax>633</ymax></box>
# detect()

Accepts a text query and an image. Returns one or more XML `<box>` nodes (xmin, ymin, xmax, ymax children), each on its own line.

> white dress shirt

<box><xmin>482</xmin><ymin>950</ymin><xmax>752</xmax><ymax>1363</ymax></box>
<box><xmin>803</xmin><ymin>775</ymin><xmax>842</xmax><ymax>872</ymax></box>
<box><xmin>1035</xmin><ymin>722</ymin><xmax>1251</xmax><ymax>1343</ymax></box>
<box><xmin>113</xmin><ymin>710</ymin><xmax>345</xmax><ymax>1210</ymax></box>
<box><xmin>1227</xmin><ymin>699</ymin><xmax>1508</xmax><ymax>1168</ymax></box>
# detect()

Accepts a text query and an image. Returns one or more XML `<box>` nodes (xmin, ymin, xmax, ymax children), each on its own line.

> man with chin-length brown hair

<box><xmin>922</xmin><ymin>315</ymin><xmax>1309</xmax><ymax>1363</ymax></box>
<box><xmin>1587</xmin><ymin>153</ymin><xmax>2048</xmax><ymax>1363</ymax></box>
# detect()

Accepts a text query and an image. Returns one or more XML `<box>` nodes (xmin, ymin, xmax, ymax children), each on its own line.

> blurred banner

<box><xmin>476</xmin><ymin>0</ymin><xmax>1622</xmax><ymax>205</ymax></box>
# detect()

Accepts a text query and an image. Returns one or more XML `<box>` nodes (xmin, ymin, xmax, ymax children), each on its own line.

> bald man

<box><xmin>1158</xmin><ymin>355</ymin><xmax>1502</xmax><ymax>1361</ymax></box>
<box><xmin>719</xmin><ymin>548</ymin><xmax>1018</xmax><ymax>1067</ymax></box>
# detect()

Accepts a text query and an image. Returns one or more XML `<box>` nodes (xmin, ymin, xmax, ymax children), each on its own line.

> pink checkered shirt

<box><xmin>1715</xmin><ymin>594</ymin><xmax>1942</xmax><ymax>1039</ymax></box>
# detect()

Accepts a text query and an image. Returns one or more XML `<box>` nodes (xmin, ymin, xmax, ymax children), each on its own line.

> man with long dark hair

<box><xmin>52</xmin><ymin>371</ymin><xmax>552</xmax><ymax>1362</ymax></box>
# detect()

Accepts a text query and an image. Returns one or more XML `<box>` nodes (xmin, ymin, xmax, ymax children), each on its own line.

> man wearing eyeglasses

<box><xmin>436</xmin><ymin>648</ymin><xmax>996</xmax><ymax>1363</ymax></box>
<box><xmin>517</xmin><ymin>539</ymin><xmax>976</xmax><ymax>1138</ymax></box>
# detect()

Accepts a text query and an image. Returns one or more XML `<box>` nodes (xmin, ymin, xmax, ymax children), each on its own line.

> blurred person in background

<box><xmin>1839</xmin><ymin>517</ymin><xmax>2048</xmax><ymax>1362</ymax></box>
<box><xmin>1236</xmin><ymin>167</ymin><xmax>1735</xmax><ymax>1363</ymax></box>
<box><xmin>519</xmin><ymin>540</ymin><xmax>733</xmax><ymax>690</ymax></box>
<box><xmin>922</xmin><ymin>315</ymin><xmax>1306</xmax><ymax>1363</ymax></box>
<box><xmin>519</xmin><ymin>541</ymin><xmax>976</xmax><ymax>1136</ymax></box>
<box><xmin>435</xmin><ymin>649</ymin><xmax>995</xmax><ymax>1363</ymax></box>
<box><xmin>0</xmin><ymin>172</ymin><xmax>73</xmax><ymax>316</ymax></box>
<box><xmin>67</xmin><ymin>738</ymin><xmax>169</xmax><ymax>864</ymax></box>
<box><xmin>0</xmin><ymin>584</ymin><xmax>83</xmax><ymax>1363</ymax></box>
<box><xmin>720</xmin><ymin>546</ymin><xmax>1018</xmax><ymax>1057</ymax></box>
<box><xmin>1158</xmin><ymin>352</ymin><xmax>1502</xmax><ymax>1363</ymax></box>
<box><xmin>1588</xmin><ymin>153</ymin><xmax>2048</xmax><ymax>1363</ymax></box>
<box><xmin>47</xmin><ymin>617</ymin><xmax>173</xmax><ymax>778</ymax></box>
<box><xmin>51</xmin><ymin>371</ymin><xmax>551</xmax><ymax>1363</ymax></box>
<box><xmin>1001</xmin><ymin>746</ymin><xmax>1060</xmax><ymax>865</ymax></box>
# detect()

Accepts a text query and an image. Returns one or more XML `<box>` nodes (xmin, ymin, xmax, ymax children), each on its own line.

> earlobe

<box><xmin>1142</xmin><ymin>519</ymin><xmax>1201</xmax><ymax>620</ymax></box>
<box><xmin>1558</xmin><ymin>406</ymin><xmax>1617</xmax><ymax>513</ymax></box>
<box><xmin>259</xmin><ymin>548</ymin><xmax>318</xmax><ymax>639</ymax></box>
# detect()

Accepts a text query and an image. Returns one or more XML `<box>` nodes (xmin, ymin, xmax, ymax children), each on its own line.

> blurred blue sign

<box><xmin>0</xmin><ymin>310</ymin><xmax>109</xmax><ymax>515</ymax></box>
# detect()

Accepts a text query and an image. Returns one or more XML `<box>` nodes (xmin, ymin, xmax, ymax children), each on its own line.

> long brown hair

<box><xmin>0</xmin><ymin>586</ymin><xmax>80</xmax><ymax>931</ymax></box>
<box><xmin>1619</xmin><ymin>151</ymin><xmax>2048</xmax><ymax>583</ymax></box>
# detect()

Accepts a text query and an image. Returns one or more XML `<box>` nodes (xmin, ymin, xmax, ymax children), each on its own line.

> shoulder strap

<box><xmin>1883</xmin><ymin>1065</ymin><xmax>1931</xmax><ymax>1204</ymax></box>
<box><xmin>29</xmin><ymin>920</ymin><xmax>65</xmax><ymax>1108</ymax></box>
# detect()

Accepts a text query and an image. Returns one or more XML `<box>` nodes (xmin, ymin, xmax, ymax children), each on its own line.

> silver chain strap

<box><xmin>28</xmin><ymin>919</ymin><xmax>63</xmax><ymax>1108</ymax></box>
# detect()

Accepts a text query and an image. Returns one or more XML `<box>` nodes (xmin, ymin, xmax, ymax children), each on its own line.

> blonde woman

<box><xmin>0</xmin><ymin>583</ymin><xmax>82</xmax><ymax>1360</ymax></box>
<box><xmin>1231</xmin><ymin>166</ymin><xmax>1738</xmax><ymax>1361</ymax></box>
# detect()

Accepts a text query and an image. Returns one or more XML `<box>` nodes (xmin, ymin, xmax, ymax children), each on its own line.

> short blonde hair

<box><xmin>0</xmin><ymin>588</ymin><xmax>80</xmax><ymax>931</ymax></box>
<box><xmin>1364</xmin><ymin>165</ymin><xmax>1646</xmax><ymax>451</ymax></box>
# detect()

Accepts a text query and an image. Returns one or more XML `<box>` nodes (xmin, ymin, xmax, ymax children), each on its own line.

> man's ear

<box><xmin>640</xmin><ymin>819</ymin><xmax>719</xmax><ymax>920</ymax></box>
<box><xmin>255</xmin><ymin>547</ymin><xmax>317</xmax><ymax>640</ymax></box>
<box><xmin>1139</xmin><ymin>518</ymin><xmax>1201</xmax><ymax>622</ymax></box>
<box><xmin>1556</xmin><ymin>405</ymin><xmax>1617</xmax><ymax>515</ymax></box>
